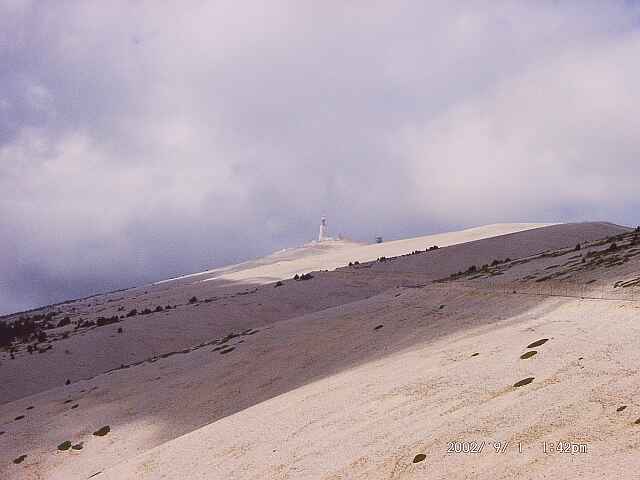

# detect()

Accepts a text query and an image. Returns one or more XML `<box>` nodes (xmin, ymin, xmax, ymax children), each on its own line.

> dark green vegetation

<box><xmin>13</xmin><ymin>454</ymin><xmax>27</xmax><ymax>464</ymax></box>
<box><xmin>294</xmin><ymin>273</ymin><xmax>314</xmax><ymax>281</ymax></box>
<box><xmin>413</xmin><ymin>453</ymin><xmax>426</xmax><ymax>463</ymax></box>
<box><xmin>513</xmin><ymin>377</ymin><xmax>535</xmax><ymax>388</ymax></box>
<box><xmin>520</xmin><ymin>351</ymin><xmax>537</xmax><ymax>359</ymax></box>
<box><xmin>526</xmin><ymin>339</ymin><xmax>548</xmax><ymax>349</ymax></box>
<box><xmin>58</xmin><ymin>440</ymin><xmax>72</xmax><ymax>451</ymax></box>
<box><xmin>93</xmin><ymin>425</ymin><xmax>110</xmax><ymax>437</ymax></box>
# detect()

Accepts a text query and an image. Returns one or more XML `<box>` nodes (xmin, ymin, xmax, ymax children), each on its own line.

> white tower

<box><xmin>318</xmin><ymin>216</ymin><xmax>329</xmax><ymax>242</ymax></box>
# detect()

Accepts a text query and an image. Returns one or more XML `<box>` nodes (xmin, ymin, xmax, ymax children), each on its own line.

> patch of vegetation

<box><xmin>526</xmin><ymin>338</ymin><xmax>548</xmax><ymax>348</ymax></box>
<box><xmin>72</xmin><ymin>442</ymin><xmax>84</xmax><ymax>450</ymax></box>
<box><xmin>274</xmin><ymin>281</ymin><xmax>283</xmax><ymax>287</ymax></box>
<box><xmin>513</xmin><ymin>377</ymin><xmax>535</xmax><ymax>388</ymax></box>
<box><xmin>294</xmin><ymin>273</ymin><xmax>314</xmax><ymax>281</ymax></box>
<box><xmin>13</xmin><ymin>454</ymin><xmax>27</xmax><ymax>464</ymax></box>
<box><xmin>373</xmin><ymin>325</ymin><xmax>384</xmax><ymax>331</ymax></box>
<box><xmin>219</xmin><ymin>347</ymin><xmax>235</xmax><ymax>354</ymax></box>
<box><xmin>617</xmin><ymin>406</ymin><xmax>627</xmax><ymax>412</ymax></box>
<box><xmin>57</xmin><ymin>316</ymin><xmax>71</xmax><ymax>327</ymax></box>
<box><xmin>0</xmin><ymin>316</ymin><xmax>40</xmax><ymax>347</ymax></box>
<box><xmin>189</xmin><ymin>296</ymin><xmax>198</xmax><ymax>304</ymax></box>
<box><xmin>413</xmin><ymin>453</ymin><xmax>426</xmax><ymax>463</ymax></box>
<box><xmin>520</xmin><ymin>351</ymin><xmax>537</xmax><ymax>360</ymax></box>
<box><xmin>93</xmin><ymin>425</ymin><xmax>110</xmax><ymax>437</ymax></box>
<box><xmin>96</xmin><ymin>316</ymin><xmax>120</xmax><ymax>327</ymax></box>
<box><xmin>126</xmin><ymin>309</ymin><xmax>138</xmax><ymax>317</ymax></box>
<box><xmin>58</xmin><ymin>440</ymin><xmax>72</xmax><ymax>451</ymax></box>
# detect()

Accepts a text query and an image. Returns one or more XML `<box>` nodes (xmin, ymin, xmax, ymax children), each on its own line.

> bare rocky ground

<box><xmin>2</xmin><ymin>221</ymin><xmax>638</xmax><ymax>479</ymax></box>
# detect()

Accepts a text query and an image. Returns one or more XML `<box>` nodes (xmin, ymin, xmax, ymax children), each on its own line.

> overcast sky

<box><xmin>2</xmin><ymin>1</ymin><xmax>640</xmax><ymax>314</ymax></box>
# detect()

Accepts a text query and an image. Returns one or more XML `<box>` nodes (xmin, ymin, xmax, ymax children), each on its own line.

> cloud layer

<box><xmin>2</xmin><ymin>1</ymin><xmax>640</xmax><ymax>313</ymax></box>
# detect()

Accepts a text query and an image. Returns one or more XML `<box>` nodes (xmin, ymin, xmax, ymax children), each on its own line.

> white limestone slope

<box><xmin>3</xmin><ymin>221</ymin><xmax>636</xmax><ymax>480</ymax></box>
<box><xmin>159</xmin><ymin>223</ymin><xmax>555</xmax><ymax>285</ymax></box>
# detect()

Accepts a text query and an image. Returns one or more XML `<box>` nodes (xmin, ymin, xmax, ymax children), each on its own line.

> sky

<box><xmin>2</xmin><ymin>1</ymin><xmax>640</xmax><ymax>314</ymax></box>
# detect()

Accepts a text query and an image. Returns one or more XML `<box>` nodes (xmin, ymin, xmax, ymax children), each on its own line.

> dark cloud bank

<box><xmin>2</xmin><ymin>1</ymin><xmax>640</xmax><ymax>314</ymax></box>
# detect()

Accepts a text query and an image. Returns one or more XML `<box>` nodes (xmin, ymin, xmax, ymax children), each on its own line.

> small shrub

<box><xmin>65</xmin><ymin>379</ymin><xmax>71</xmax><ymax>385</ymax></box>
<box><xmin>574</xmin><ymin>243</ymin><xmax>581</xmax><ymax>251</ymax></box>
<box><xmin>608</xmin><ymin>242</ymin><xmax>618</xmax><ymax>251</ymax></box>
<box><xmin>354</xmin><ymin>261</ymin><xmax>360</xmax><ymax>265</ymax></box>
<box><xmin>274</xmin><ymin>281</ymin><xmax>283</xmax><ymax>288</ymax></box>
<box><xmin>58</xmin><ymin>440</ymin><xmax>72</xmax><ymax>451</ymax></box>
<box><xmin>92</xmin><ymin>425</ymin><xmax>110</xmax><ymax>437</ymax></box>
<box><xmin>467</xmin><ymin>265</ymin><xmax>477</xmax><ymax>273</ymax></box>
<box><xmin>117</xmin><ymin>327</ymin><xmax>123</xmax><ymax>334</ymax></box>
<box><xmin>126</xmin><ymin>309</ymin><xmax>137</xmax><ymax>318</ymax></box>
<box><xmin>96</xmin><ymin>316</ymin><xmax>119</xmax><ymax>327</ymax></box>
<box><xmin>155</xmin><ymin>306</ymin><xmax>163</xmax><ymax>312</ymax></box>
<box><xmin>189</xmin><ymin>296</ymin><xmax>198</xmax><ymax>304</ymax></box>
<box><xmin>293</xmin><ymin>274</ymin><xmax>300</xmax><ymax>280</ymax></box>
<box><xmin>57</xmin><ymin>317</ymin><xmax>71</xmax><ymax>328</ymax></box>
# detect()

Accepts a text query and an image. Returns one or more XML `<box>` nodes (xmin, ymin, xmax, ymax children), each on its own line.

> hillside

<box><xmin>1</xmin><ymin>221</ymin><xmax>637</xmax><ymax>479</ymax></box>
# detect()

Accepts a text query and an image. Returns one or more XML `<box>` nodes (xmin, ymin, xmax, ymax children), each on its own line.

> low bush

<box><xmin>57</xmin><ymin>317</ymin><xmax>71</xmax><ymax>328</ymax></box>
<box><xmin>96</xmin><ymin>316</ymin><xmax>119</xmax><ymax>327</ymax></box>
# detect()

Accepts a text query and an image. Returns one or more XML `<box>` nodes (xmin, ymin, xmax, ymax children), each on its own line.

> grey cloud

<box><xmin>2</xmin><ymin>1</ymin><xmax>640</xmax><ymax>313</ymax></box>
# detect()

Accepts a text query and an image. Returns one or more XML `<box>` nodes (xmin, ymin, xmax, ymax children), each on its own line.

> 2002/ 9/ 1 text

<box><xmin>447</xmin><ymin>441</ymin><xmax>589</xmax><ymax>455</ymax></box>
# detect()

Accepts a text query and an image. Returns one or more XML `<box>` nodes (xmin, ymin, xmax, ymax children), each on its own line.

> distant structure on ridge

<box><xmin>318</xmin><ymin>216</ymin><xmax>330</xmax><ymax>242</ymax></box>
